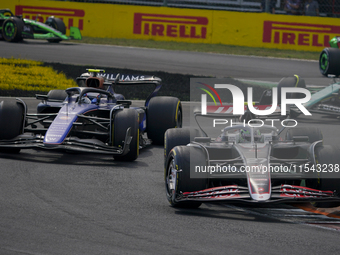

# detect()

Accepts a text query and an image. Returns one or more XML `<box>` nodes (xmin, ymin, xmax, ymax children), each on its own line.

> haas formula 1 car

<box><xmin>0</xmin><ymin>69</ymin><xmax>182</xmax><ymax>161</ymax></box>
<box><xmin>0</xmin><ymin>8</ymin><xmax>81</xmax><ymax>42</ymax></box>
<box><xmin>164</xmin><ymin>117</ymin><xmax>340</xmax><ymax>208</ymax></box>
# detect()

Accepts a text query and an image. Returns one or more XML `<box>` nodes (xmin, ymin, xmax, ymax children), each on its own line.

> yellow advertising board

<box><xmin>0</xmin><ymin>0</ymin><xmax>339</xmax><ymax>52</ymax></box>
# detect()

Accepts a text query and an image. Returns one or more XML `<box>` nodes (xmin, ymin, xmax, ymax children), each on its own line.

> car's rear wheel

<box><xmin>47</xmin><ymin>89</ymin><xmax>67</xmax><ymax>101</ymax></box>
<box><xmin>2</xmin><ymin>17</ymin><xmax>23</xmax><ymax>42</ymax></box>
<box><xmin>0</xmin><ymin>100</ymin><xmax>24</xmax><ymax>153</ymax></box>
<box><xmin>319</xmin><ymin>48</ymin><xmax>340</xmax><ymax>76</ymax></box>
<box><xmin>113</xmin><ymin>109</ymin><xmax>139</xmax><ymax>161</ymax></box>
<box><xmin>165</xmin><ymin>146</ymin><xmax>207</xmax><ymax>208</ymax></box>
<box><xmin>147</xmin><ymin>96</ymin><xmax>182</xmax><ymax>145</ymax></box>
<box><xmin>277</xmin><ymin>75</ymin><xmax>306</xmax><ymax>101</ymax></box>
<box><xmin>277</xmin><ymin>75</ymin><xmax>306</xmax><ymax>117</ymax></box>
<box><xmin>286</xmin><ymin>127</ymin><xmax>323</xmax><ymax>143</ymax></box>
<box><xmin>164</xmin><ymin>128</ymin><xmax>201</xmax><ymax>163</ymax></box>
<box><xmin>45</xmin><ymin>16</ymin><xmax>66</xmax><ymax>43</ymax></box>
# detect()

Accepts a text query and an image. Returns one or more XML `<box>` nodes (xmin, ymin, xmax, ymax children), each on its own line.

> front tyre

<box><xmin>165</xmin><ymin>146</ymin><xmax>207</xmax><ymax>208</ymax></box>
<box><xmin>45</xmin><ymin>16</ymin><xmax>66</xmax><ymax>43</ymax></box>
<box><xmin>113</xmin><ymin>109</ymin><xmax>139</xmax><ymax>161</ymax></box>
<box><xmin>147</xmin><ymin>96</ymin><xmax>182</xmax><ymax>145</ymax></box>
<box><xmin>310</xmin><ymin>145</ymin><xmax>340</xmax><ymax>207</ymax></box>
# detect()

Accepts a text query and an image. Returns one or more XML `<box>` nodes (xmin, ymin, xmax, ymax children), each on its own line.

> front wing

<box><xmin>176</xmin><ymin>184</ymin><xmax>339</xmax><ymax>204</ymax></box>
<box><xmin>0</xmin><ymin>128</ymin><xmax>132</xmax><ymax>155</ymax></box>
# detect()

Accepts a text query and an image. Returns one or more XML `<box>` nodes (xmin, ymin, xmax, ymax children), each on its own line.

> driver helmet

<box><xmin>239</xmin><ymin>129</ymin><xmax>251</xmax><ymax>142</ymax></box>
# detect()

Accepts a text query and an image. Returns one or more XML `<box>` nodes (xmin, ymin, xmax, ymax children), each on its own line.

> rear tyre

<box><xmin>47</xmin><ymin>89</ymin><xmax>67</xmax><ymax>101</ymax></box>
<box><xmin>165</xmin><ymin>146</ymin><xmax>207</xmax><ymax>208</ymax></box>
<box><xmin>277</xmin><ymin>75</ymin><xmax>306</xmax><ymax>104</ymax></box>
<box><xmin>0</xmin><ymin>100</ymin><xmax>24</xmax><ymax>153</ymax></box>
<box><xmin>45</xmin><ymin>17</ymin><xmax>66</xmax><ymax>43</ymax></box>
<box><xmin>319</xmin><ymin>48</ymin><xmax>340</xmax><ymax>76</ymax></box>
<box><xmin>164</xmin><ymin>128</ymin><xmax>201</xmax><ymax>163</ymax></box>
<box><xmin>2</xmin><ymin>17</ymin><xmax>23</xmax><ymax>42</ymax></box>
<box><xmin>286</xmin><ymin>127</ymin><xmax>323</xmax><ymax>143</ymax></box>
<box><xmin>113</xmin><ymin>109</ymin><xmax>139</xmax><ymax>161</ymax></box>
<box><xmin>310</xmin><ymin>145</ymin><xmax>340</xmax><ymax>207</ymax></box>
<box><xmin>147</xmin><ymin>97</ymin><xmax>182</xmax><ymax>145</ymax></box>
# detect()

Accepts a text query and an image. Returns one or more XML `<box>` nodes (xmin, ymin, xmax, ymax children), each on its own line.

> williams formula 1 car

<box><xmin>0</xmin><ymin>69</ymin><xmax>182</xmax><ymax>161</ymax></box>
<box><xmin>0</xmin><ymin>9</ymin><xmax>81</xmax><ymax>42</ymax></box>
<box><xmin>164</xmin><ymin>114</ymin><xmax>340</xmax><ymax>208</ymax></box>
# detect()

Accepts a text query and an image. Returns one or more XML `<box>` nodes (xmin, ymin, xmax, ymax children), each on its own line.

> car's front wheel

<box><xmin>307</xmin><ymin>145</ymin><xmax>340</xmax><ymax>207</ymax></box>
<box><xmin>45</xmin><ymin>16</ymin><xmax>66</xmax><ymax>43</ymax></box>
<box><xmin>112</xmin><ymin>109</ymin><xmax>139</xmax><ymax>161</ymax></box>
<box><xmin>165</xmin><ymin>146</ymin><xmax>207</xmax><ymax>208</ymax></box>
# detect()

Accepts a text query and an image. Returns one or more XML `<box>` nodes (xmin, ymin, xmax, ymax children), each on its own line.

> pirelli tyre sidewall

<box><xmin>165</xmin><ymin>146</ymin><xmax>207</xmax><ymax>208</ymax></box>
<box><xmin>2</xmin><ymin>17</ymin><xmax>23</xmax><ymax>42</ymax></box>
<box><xmin>319</xmin><ymin>48</ymin><xmax>340</xmax><ymax>76</ymax></box>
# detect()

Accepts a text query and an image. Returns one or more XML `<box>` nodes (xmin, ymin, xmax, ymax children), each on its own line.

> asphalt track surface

<box><xmin>1</xmin><ymin>40</ymin><xmax>340</xmax><ymax>255</ymax></box>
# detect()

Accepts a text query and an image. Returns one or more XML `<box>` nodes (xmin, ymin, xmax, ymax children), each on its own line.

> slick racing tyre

<box><xmin>2</xmin><ymin>17</ymin><xmax>24</xmax><ymax>42</ymax></box>
<box><xmin>308</xmin><ymin>145</ymin><xmax>340</xmax><ymax>207</ymax></box>
<box><xmin>165</xmin><ymin>146</ymin><xmax>207</xmax><ymax>208</ymax></box>
<box><xmin>286</xmin><ymin>127</ymin><xmax>323</xmax><ymax>144</ymax></box>
<box><xmin>277</xmin><ymin>75</ymin><xmax>306</xmax><ymax>105</ymax></box>
<box><xmin>147</xmin><ymin>96</ymin><xmax>182</xmax><ymax>145</ymax></box>
<box><xmin>164</xmin><ymin>128</ymin><xmax>201</xmax><ymax>163</ymax></box>
<box><xmin>0</xmin><ymin>100</ymin><xmax>24</xmax><ymax>153</ymax></box>
<box><xmin>319</xmin><ymin>48</ymin><xmax>340</xmax><ymax>77</ymax></box>
<box><xmin>113</xmin><ymin>109</ymin><xmax>139</xmax><ymax>161</ymax></box>
<box><xmin>277</xmin><ymin>75</ymin><xmax>306</xmax><ymax>117</ymax></box>
<box><xmin>45</xmin><ymin>16</ymin><xmax>66</xmax><ymax>43</ymax></box>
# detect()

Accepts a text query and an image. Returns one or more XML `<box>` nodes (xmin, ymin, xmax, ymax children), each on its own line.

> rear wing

<box><xmin>75</xmin><ymin>69</ymin><xmax>162</xmax><ymax>106</ymax></box>
<box><xmin>76</xmin><ymin>69</ymin><xmax>162</xmax><ymax>85</ymax></box>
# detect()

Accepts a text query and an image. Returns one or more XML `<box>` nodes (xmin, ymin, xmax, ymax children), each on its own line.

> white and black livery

<box><xmin>164</xmin><ymin>114</ymin><xmax>340</xmax><ymax>208</ymax></box>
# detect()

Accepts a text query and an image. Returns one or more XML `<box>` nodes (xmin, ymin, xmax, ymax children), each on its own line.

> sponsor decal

<box><xmin>263</xmin><ymin>21</ymin><xmax>340</xmax><ymax>48</ymax></box>
<box><xmin>15</xmin><ymin>5</ymin><xmax>85</xmax><ymax>30</ymax></box>
<box><xmin>200</xmin><ymin>84</ymin><xmax>311</xmax><ymax>116</ymax></box>
<box><xmin>133</xmin><ymin>13</ymin><xmax>208</xmax><ymax>39</ymax></box>
<box><xmin>97</xmin><ymin>73</ymin><xmax>146</xmax><ymax>81</ymax></box>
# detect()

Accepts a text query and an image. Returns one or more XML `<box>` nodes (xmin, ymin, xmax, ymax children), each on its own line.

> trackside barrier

<box><xmin>1</xmin><ymin>0</ymin><xmax>339</xmax><ymax>51</ymax></box>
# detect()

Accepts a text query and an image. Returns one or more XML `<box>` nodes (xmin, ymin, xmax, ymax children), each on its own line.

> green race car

<box><xmin>0</xmin><ymin>8</ymin><xmax>82</xmax><ymax>43</ymax></box>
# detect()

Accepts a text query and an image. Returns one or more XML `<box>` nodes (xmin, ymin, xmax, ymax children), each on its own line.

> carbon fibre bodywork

<box><xmin>165</xmin><ymin>119</ymin><xmax>340</xmax><ymax>207</ymax></box>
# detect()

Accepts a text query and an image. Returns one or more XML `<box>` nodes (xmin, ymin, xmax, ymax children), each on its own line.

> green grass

<box><xmin>72</xmin><ymin>37</ymin><xmax>320</xmax><ymax>60</ymax></box>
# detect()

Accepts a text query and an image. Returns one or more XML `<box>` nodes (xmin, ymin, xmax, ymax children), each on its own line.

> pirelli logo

<box><xmin>133</xmin><ymin>13</ymin><xmax>208</xmax><ymax>39</ymax></box>
<box><xmin>15</xmin><ymin>5</ymin><xmax>85</xmax><ymax>30</ymax></box>
<box><xmin>263</xmin><ymin>21</ymin><xmax>340</xmax><ymax>47</ymax></box>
